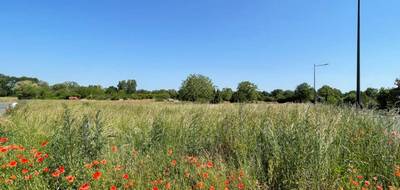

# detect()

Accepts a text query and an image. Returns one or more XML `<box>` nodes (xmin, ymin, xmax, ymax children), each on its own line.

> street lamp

<box><xmin>356</xmin><ymin>0</ymin><xmax>362</xmax><ymax>108</ymax></box>
<box><xmin>314</xmin><ymin>63</ymin><xmax>329</xmax><ymax>104</ymax></box>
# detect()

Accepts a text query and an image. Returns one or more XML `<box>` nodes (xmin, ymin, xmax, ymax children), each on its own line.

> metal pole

<box><xmin>356</xmin><ymin>0</ymin><xmax>362</xmax><ymax>108</ymax></box>
<box><xmin>314</xmin><ymin>64</ymin><xmax>316</xmax><ymax>104</ymax></box>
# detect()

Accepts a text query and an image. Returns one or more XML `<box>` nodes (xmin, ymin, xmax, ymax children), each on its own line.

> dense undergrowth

<box><xmin>0</xmin><ymin>100</ymin><xmax>399</xmax><ymax>189</ymax></box>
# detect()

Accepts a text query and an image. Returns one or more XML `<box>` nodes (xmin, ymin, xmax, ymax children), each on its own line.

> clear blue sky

<box><xmin>0</xmin><ymin>0</ymin><xmax>399</xmax><ymax>92</ymax></box>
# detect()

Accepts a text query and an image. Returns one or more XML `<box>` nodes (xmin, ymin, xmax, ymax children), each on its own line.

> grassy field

<box><xmin>0</xmin><ymin>100</ymin><xmax>399</xmax><ymax>189</ymax></box>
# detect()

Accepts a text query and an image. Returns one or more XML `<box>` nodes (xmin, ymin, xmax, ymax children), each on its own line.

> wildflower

<box><xmin>52</xmin><ymin>170</ymin><xmax>62</xmax><ymax>177</ymax></box>
<box><xmin>114</xmin><ymin>165</ymin><xmax>123</xmax><ymax>171</ymax></box>
<box><xmin>152</xmin><ymin>187</ymin><xmax>159</xmax><ymax>190</ymax></box>
<box><xmin>92</xmin><ymin>160</ymin><xmax>100</xmax><ymax>165</ymax></box>
<box><xmin>210</xmin><ymin>186</ymin><xmax>215</xmax><ymax>190</ymax></box>
<box><xmin>357</xmin><ymin>175</ymin><xmax>363</xmax><ymax>180</ymax></box>
<box><xmin>395</xmin><ymin>165</ymin><xmax>400</xmax><ymax>177</ymax></box>
<box><xmin>100</xmin><ymin>159</ymin><xmax>107</xmax><ymax>165</ymax></box>
<box><xmin>58</xmin><ymin>166</ymin><xmax>65</xmax><ymax>173</ymax></box>
<box><xmin>92</xmin><ymin>171</ymin><xmax>102</xmax><ymax>180</ymax></box>
<box><xmin>206</xmin><ymin>161</ymin><xmax>213</xmax><ymax>168</ymax></box>
<box><xmin>364</xmin><ymin>180</ymin><xmax>370</xmax><ymax>187</ymax></box>
<box><xmin>20</xmin><ymin>157</ymin><xmax>29</xmax><ymax>164</ymax></box>
<box><xmin>22</xmin><ymin>168</ymin><xmax>29</xmax><ymax>174</ymax></box>
<box><xmin>24</xmin><ymin>175</ymin><xmax>32</xmax><ymax>180</ymax></box>
<box><xmin>171</xmin><ymin>159</ymin><xmax>177</xmax><ymax>167</ymax></box>
<box><xmin>85</xmin><ymin>163</ymin><xmax>93</xmax><ymax>169</ymax></box>
<box><xmin>122</xmin><ymin>173</ymin><xmax>129</xmax><ymax>180</ymax></box>
<box><xmin>351</xmin><ymin>180</ymin><xmax>360</xmax><ymax>187</ymax></box>
<box><xmin>34</xmin><ymin>170</ymin><xmax>40</xmax><ymax>176</ymax></box>
<box><xmin>202</xmin><ymin>172</ymin><xmax>209</xmax><ymax>179</ymax></box>
<box><xmin>238</xmin><ymin>183</ymin><xmax>245</xmax><ymax>189</ymax></box>
<box><xmin>165</xmin><ymin>182</ymin><xmax>171</xmax><ymax>189</ymax></box>
<box><xmin>79</xmin><ymin>183</ymin><xmax>90</xmax><ymax>190</ymax></box>
<box><xmin>8</xmin><ymin>160</ymin><xmax>17</xmax><ymax>167</ymax></box>
<box><xmin>66</xmin><ymin>175</ymin><xmax>75</xmax><ymax>183</ymax></box>
<box><xmin>43</xmin><ymin>167</ymin><xmax>49</xmax><ymax>173</ymax></box>
<box><xmin>41</xmin><ymin>141</ymin><xmax>48</xmax><ymax>147</ymax></box>
<box><xmin>37</xmin><ymin>157</ymin><xmax>44</xmax><ymax>163</ymax></box>
<box><xmin>196</xmin><ymin>182</ymin><xmax>205</xmax><ymax>189</ymax></box>
<box><xmin>111</xmin><ymin>146</ymin><xmax>118</xmax><ymax>153</ymax></box>
<box><xmin>373</xmin><ymin>176</ymin><xmax>378</xmax><ymax>181</ymax></box>
<box><xmin>0</xmin><ymin>137</ymin><xmax>8</xmax><ymax>143</ymax></box>
<box><xmin>167</xmin><ymin>148</ymin><xmax>173</xmax><ymax>156</ymax></box>
<box><xmin>110</xmin><ymin>186</ymin><xmax>117</xmax><ymax>190</ymax></box>
<box><xmin>224</xmin><ymin>180</ymin><xmax>230</xmax><ymax>186</ymax></box>
<box><xmin>10</xmin><ymin>175</ymin><xmax>17</xmax><ymax>180</ymax></box>
<box><xmin>376</xmin><ymin>185</ymin><xmax>383</xmax><ymax>190</ymax></box>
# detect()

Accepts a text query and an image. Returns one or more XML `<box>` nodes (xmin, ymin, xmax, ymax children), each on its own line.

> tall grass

<box><xmin>0</xmin><ymin>100</ymin><xmax>399</xmax><ymax>189</ymax></box>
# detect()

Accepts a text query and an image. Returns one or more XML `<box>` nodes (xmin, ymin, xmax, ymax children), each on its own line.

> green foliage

<box><xmin>294</xmin><ymin>83</ymin><xmax>314</xmax><ymax>103</ymax></box>
<box><xmin>317</xmin><ymin>85</ymin><xmax>342</xmax><ymax>105</ymax></box>
<box><xmin>221</xmin><ymin>88</ymin><xmax>233</xmax><ymax>102</ymax></box>
<box><xmin>233</xmin><ymin>81</ymin><xmax>258</xmax><ymax>102</ymax></box>
<box><xmin>117</xmin><ymin>80</ymin><xmax>137</xmax><ymax>94</ymax></box>
<box><xmin>178</xmin><ymin>74</ymin><xmax>215</xmax><ymax>102</ymax></box>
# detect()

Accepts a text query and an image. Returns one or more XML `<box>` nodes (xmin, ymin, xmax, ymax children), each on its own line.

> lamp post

<box><xmin>356</xmin><ymin>0</ymin><xmax>362</xmax><ymax>108</ymax></box>
<box><xmin>314</xmin><ymin>63</ymin><xmax>329</xmax><ymax>104</ymax></box>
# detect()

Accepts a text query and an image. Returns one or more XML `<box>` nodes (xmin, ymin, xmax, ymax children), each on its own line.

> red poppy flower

<box><xmin>202</xmin><ymin>172</ymin><xmax>209</xmax><ymax>179</ymax></box>
<box><xmin>110</xmin><ymin>185</ymin><xmax>117</xmax><ymax>190</ymax></box>
<box><xmin>92</xmin><ymin>160</ymin><xmax>100</xmax><ymax>165</ymax></box>
<box><xmin>52</xmin><ymin>171</ymin><xmax>61</xmax><ymax>177</ymax></box>
<box><xmin>37</xmin><ymin>157</ymin><xmax>44</xmax><ymax>163</ymax></box>
<box><xmin>66</xmin><ymin>175</ymin><xmax>75</xmax><ymax>183</ymax></box>
<box><xmin>100</xmin><ymin>159</ymin><xmax>107</xmax><ymax>165</ymax></box>
<box><xmin>122</xmin><ymin>173</ymin><xmax>129</xmax><ymax>180</ymax></box>
<box><xmin>0</xmin><ymin>137</ymin><xmax>8</xmax><ymax>143</ymax></box>
<box><xmin>92</xmin><ymin>171</ymin><xmax>102</xmax><ymax>180</ymax></box>
<box><xmin>22</xmin><ymin>168</ymin><xmax>29</xmax><ymax>174</ymax></box>
<box><xmin>165</xmin><ymin>182</ymin><xmax>171</xmax><ymax>189</ymax></box>
<box><xmin>152</xmin><ymin>187</ymin><xmax>159</xmax><ymax>190</ymax></box>
<box><xmin>171</xmin><ymin>160</ymin><xmax>177</xmax><ymax>167</ymax></box>
<box><xmin>24</xmin><ymin>175</ymin><xmax>32</xmax><ymax>180</ymax></box>
<box><xmin>111</xmin><ymin>146</ymin><xmax>118</xmax><ymax>153</ymax></box>
<box><xmin>43</xmin><ymin>167</ymin><xmax>49</xmax><ymax>173</ymax></box>
<box><xmin>41</xmin><ymin>141</ymin><xmax>48</xmax><ymax>147</ymax></box>
<box><xmin>238</xmin><ymin>183</ymin><xmax>245</xmax><ymax>190</ymax></box>
<box><xmin>79</xmin><ymin>183</ymin><xmax>90</xmax><ymax>190</ymax></box>
<box><xmin>206</xmin><ymin>161</ymin><xmax>213</xmax><ymax>168</ymax></box>
<box><xmin>209</xmin><ymin>186</ymin><xmax>215</xmax><ymax>190</ymax></box>
<box><xmin>58</xmin><ymin>166</ymin><xmax>65</xmax><ymax>173</ymax></box>
<box><xmin>20</xmin><ymin>157</ymin><xmax>29</xmax><ymax>164</ymax></box>
<box><xmin>8</xmin><ymin>160</ymin><xmax>17</xmax><ymax>167</ymax></box>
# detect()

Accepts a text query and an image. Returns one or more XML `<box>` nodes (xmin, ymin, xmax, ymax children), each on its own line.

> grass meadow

<box><xmin>0</xmin><ymin>100</ymin><xmax>400</xmax><ymax>189</ymax></box>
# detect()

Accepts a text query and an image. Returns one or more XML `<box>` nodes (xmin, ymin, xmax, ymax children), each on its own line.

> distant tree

<box><xmin>364</xmin><ymin>88</ymin><xmax>379</xmax><ymax>108</ymax></box>
<box><xmin>221</xmin><ymin>88</ymin><xmax>233</xmax><ymax>102</ymax></box>
<box><xmin>259</xmin><ymin>91</ymin><xmax>273</xmax><ymax>102</ymax></box>
<box><xmin>317</xmin><ymin>85</ymin><xmax>342</xmax><ymax>105</ymax></box>
<box><xmin>377</xmin><ymin>88</ymin><xmax>390</xmax><ymax>109</ymax></box>
<box><xmin>212</xmin><ymin>89</ymin><xmax>223</xmax><ymax>104</ymax></box>
<box><xmin>234</xmin><ymin>81</ymin><xmax>258</xmax><ymax>102</ymax></box>
<box><xmin>294</xmin><ymin>83</ymin><xmax>314</xmax><ymax>103</ymax></box>
<box><xmin>167</xmin><ymin>89</ymin><xmax>179</xmax><ymax>99</ymax></box>
<box><xmin>13</xmin><ymin>80</ymin><xmax>41</xmax><ymax>99</ymax></box>
<box><xmin>395</xmin><ymin>78</ymin><xmax>400</xmax><ymax>88</ymax></box>
<box><xmin>178</xmin><ymin>74</ymin><xmax>215</xmax><ymax>102</ymax></box>
<box><xmin>52</xmin><ymin>81</ymin><xmax>80</xmax><ymax>99</ymax></box>
<box><xmin>78</xmin><ymin>85</ymin><xmax>105</xmax><ymax>99</ymax></box>
<box><xmin>343</xmin><ymin>91</ymin><xmax>357</xmax><ymax>104</ymax></box>
<box><xmin>118</xmin><ymin>80</ymin><xmax>137</xmax><ymax>94</ymax></box>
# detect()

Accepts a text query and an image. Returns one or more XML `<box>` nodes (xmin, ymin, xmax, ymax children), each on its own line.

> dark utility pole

<box><xmin>356</xmin><ymin>0</ymin><xmax>362</xmax><ymax>108</ymax></box>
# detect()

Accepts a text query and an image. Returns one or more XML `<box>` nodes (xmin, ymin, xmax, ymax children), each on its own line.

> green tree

<box><xmin>118</xmin><ymin>80</ymin><xmax>137</xmax><ymax>94</ymax></box>
<box><xmin>13</xmin><ymin>80</ymin><xmax>41</xmax><ymax>99</ymax></box>
<box><xmin>221</xmin><ymin>88</ymin><xmax>233</xmax><ymax>102</ymax></box>
<box><xmin>178</xmin><ymin>74</ymin><xmax>215</xmax><ymax>102</ymax></box>
<box><xmin>52</xmin><ymin>82</ymin><xmax>80</xmax><ymax>99</ymax></box>
<box><xmin>343</xmin><ymin>91</ymin><xmax>357</xmax><ymax>104</ymax></box>
<box><xmin>317</xmin><ymin>85</ymin><xmax>342</xmax><ymax>105</ymax></box>
<box><xmin>395</xmin><ymin>78</ymin><xmax>400</xmax><ymax>88</ymax></box>
<box><xmin>234</xmin><ymin>81</ymin><xmax>258</xmax><ymax>102</ymax></box>
<box><xmin>294</xmin><ymin>83</ymin><xmax>314</xmax><ymax>103</ymax></box>
<box><xmin>212</xmin><ymin>89</ymin><xmax>223</xmax><ymax>104</ymax></box>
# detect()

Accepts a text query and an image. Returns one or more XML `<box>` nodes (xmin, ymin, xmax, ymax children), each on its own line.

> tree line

<box><xmin>1</xmin><ymin>73</ymin><xmax>399</xmax><ymax>109</ymax></box>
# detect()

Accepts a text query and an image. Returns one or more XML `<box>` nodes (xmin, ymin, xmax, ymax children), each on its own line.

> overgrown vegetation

<box><xmin>0</xmin><ymin>101</ymin><xmax>399</xmax><ymax>189</ymax></box>
<box><xmin>1</xmin><ymin>73</ymin><xmax>400</xmax><ymax>109</ymax></box>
